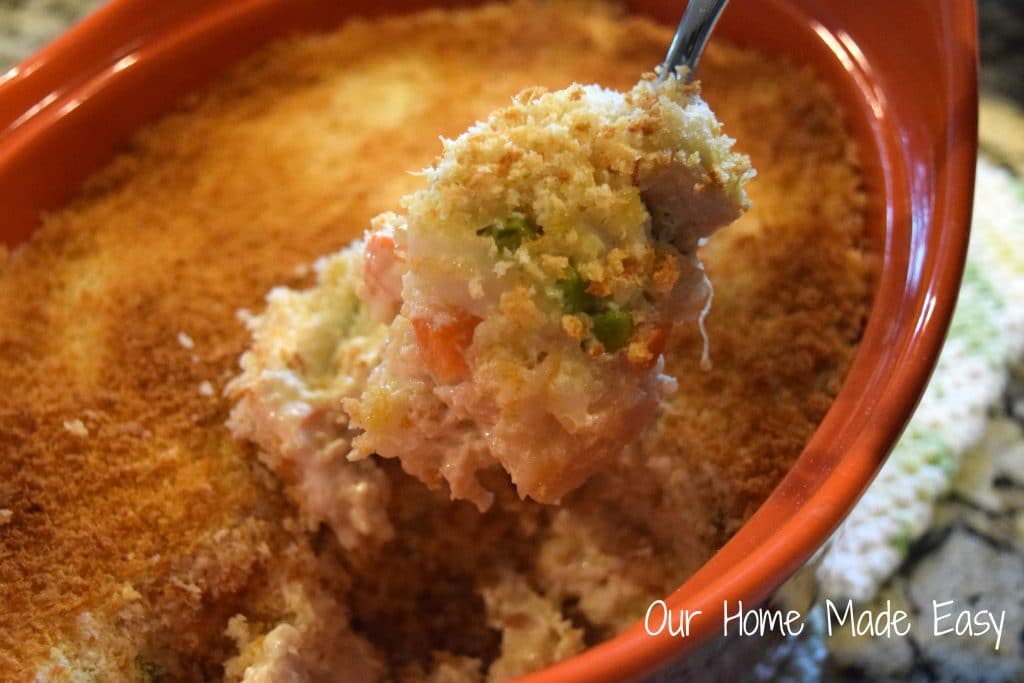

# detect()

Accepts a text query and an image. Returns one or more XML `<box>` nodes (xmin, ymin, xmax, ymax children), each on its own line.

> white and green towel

<box><xmin>816</xmin><ymin>157</ymin><xmax>1024</xmax><ymax>602</ymax></box>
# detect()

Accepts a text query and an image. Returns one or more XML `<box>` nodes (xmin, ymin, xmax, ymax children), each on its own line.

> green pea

<box><xmin>504</xmin><ymin>212</ymin><xmax>540</xmax><ymax>238</ymax></box>
<box><xmin>477</xmin><ymin>212</ymin><xmax>541</xmax><ymax>253</ymax></box>
<box><xmin>557</xmin><ymin>266</ymin><xmax>602</xmax><ymax>314</ymax></box>
<box><xmin>590</xmin><ymin>307</ymin><xmax>633</xmax><ymax>352</ymax></box>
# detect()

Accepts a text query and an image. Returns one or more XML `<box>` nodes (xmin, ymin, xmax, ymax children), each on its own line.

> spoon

<box><xmin>658</xmin><ymin>0</ymin><xmax>730</xmax><ymax>82</ymax></box>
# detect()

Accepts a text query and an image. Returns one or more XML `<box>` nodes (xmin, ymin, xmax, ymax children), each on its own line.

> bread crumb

<box><xmin>199</xmin><ymin>381</ymin><xmax>215</xmax><ymax>396</ymax></box>
<box><xmin>170</xmin><ymin>577</ymin><xmax>203</xmax><ymax>599</ymax></box>
<box><xmin>63</xmin><ymin>419</ymin><xmax>89</xmax><ymax>437</ymax></box>
<box><xmin>468</xmin><ymin>276</ymin><xmax>484</xmax><ymax>299</ymax></box>
<box><xmin>177</xmin><ymin>331</ymin><xmax>196</xmax><ymax>349</ymax></box>
<box><xmin>119</xmin><ymin>584</ymin><xmax>141</xmax><ymax>601</ymax></box>
<box><xmin>627</xmin><ymin>340</ymin><xmax>654</xmax><ymax>364</ymax></box>
<box><xmin>561</xmin><ymin>315</ymin><xmax>586</xmax><ymax>341</ymax></box>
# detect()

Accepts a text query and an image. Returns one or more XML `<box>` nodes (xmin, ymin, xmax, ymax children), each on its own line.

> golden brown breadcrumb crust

<box><xmin>0</xmin><ymin>1</ymin><xmax>872</xmax><ymax>679</ymax></box>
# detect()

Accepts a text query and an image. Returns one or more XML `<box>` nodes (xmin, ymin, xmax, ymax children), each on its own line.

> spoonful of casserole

<box><xmin>346</xmin><ymin>75</ymin><xmax>752</xmax><ymax>508</ymax></box>
<box><xmin>228</xmin><ymin>4</ymin><xmax>751</xmax><ymax>543</ymax></box>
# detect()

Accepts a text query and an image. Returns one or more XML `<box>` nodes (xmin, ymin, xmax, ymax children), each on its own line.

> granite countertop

<box><xmin>2</xmin><ymin>1</ymin><xmax>1022</xmax><ymax>681</ymax></box>
<box><xmin>0</xmin><ymin>0</ymin><xmax>97</xmax><ymax>67</ymax></box>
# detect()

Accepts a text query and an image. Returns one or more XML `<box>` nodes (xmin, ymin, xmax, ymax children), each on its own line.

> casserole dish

<box><xmin>0</xmin><ymin>0</ymin><xmax>977</xmax><ymax>679</ymax></box>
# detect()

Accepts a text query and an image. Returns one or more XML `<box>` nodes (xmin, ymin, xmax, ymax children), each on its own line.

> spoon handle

<box><xmin>658</xmin><ymin>0</ymin><xmax>730</xmax><ymax>82</ymax></box>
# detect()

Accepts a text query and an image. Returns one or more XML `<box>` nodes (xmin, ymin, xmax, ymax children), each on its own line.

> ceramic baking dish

<box><xmin>0</xmin><ymin>0</ymin><xmax>977</xmax><ymax>679</ymax></box>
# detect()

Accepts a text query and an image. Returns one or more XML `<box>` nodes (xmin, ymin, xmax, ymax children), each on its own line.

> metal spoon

<box><xmin>657</xmin><ymin>0</ymin><xmax>730</xmax><ymax>82</ymax></box>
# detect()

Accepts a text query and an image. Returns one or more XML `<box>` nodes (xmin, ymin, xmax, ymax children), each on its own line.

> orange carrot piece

<box><xmin>411</xmin><ymin>312</ymin><xmax>481</xmax><ymax>383</ymax></box>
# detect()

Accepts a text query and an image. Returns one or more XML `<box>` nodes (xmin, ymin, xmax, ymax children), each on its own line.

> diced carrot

<box><xmin>411</xmin><ymin>312</ymin><xmax>481</xmax><ymax>383</ymax></box>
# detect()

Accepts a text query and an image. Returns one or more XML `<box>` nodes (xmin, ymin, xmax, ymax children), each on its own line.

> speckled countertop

<box><xmin>0</xmin><ymin>0</ymin><xmax>98</xmax><ymax>67</ymax></box>
<box><xmin>2</xmin><ymin>2</ymin><xmax>1022</xmax><ymax>681</ymax></box>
